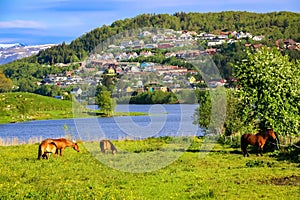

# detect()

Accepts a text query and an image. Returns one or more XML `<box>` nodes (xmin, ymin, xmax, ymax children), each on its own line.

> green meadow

<box><xmin>0</xmin><ymin>92</ymin><xmax>146</xmax><ymax>124</ymax></box>
<box><xmin>0</xmin><ymin>138</ymin><xmax>299</xmax><ymax>200</ymax></box>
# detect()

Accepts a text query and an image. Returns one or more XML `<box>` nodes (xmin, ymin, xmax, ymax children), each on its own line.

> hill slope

<box><xmin>0</xmin><ymin>92</ymin><xmax>74</xmax><ymax>123</ymax></box>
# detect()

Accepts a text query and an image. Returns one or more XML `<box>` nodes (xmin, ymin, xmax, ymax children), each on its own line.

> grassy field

<box><xmin>0</xmin><ymin>92</ymin><xmax>75</xmax><ymax>124</ymax></box>
<box><xmin>0</xmin><ymin>138</ymin><xmax>299</xmax><ymax>200</ymax></box>
<box><xmin>0</xmin><ymin>92</ymin><xmax>146</xmax><ymax>124</ymax></box>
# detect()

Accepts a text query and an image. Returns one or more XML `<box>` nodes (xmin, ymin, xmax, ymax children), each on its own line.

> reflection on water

<box><xmin>0</xmin><ymin>104</ymin><xmax>202</xmax><ymax>143</ymax></box>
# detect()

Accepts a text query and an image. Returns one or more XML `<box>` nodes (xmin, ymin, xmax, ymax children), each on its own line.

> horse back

<box><xmin>52</xmin><ymin>138</ymin><xmax>70</xmax><ymax>148</ymax></box>
<box><xmin>241</xmin><ymin>133</ymin><xmax>258</xmax><ymax>146</ymax></box>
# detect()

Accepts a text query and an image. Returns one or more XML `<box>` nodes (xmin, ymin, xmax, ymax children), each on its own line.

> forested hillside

<box><xmin>25</xmin><ymin>11</ymin><xmax>300</xmax><ymax>64</ymax></box>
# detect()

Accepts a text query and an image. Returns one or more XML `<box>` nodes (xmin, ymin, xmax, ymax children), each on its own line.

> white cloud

<box><xmin>0</xmin><ymin>20</ymin><xmax>46</xmax><ymax>29</ymax></box>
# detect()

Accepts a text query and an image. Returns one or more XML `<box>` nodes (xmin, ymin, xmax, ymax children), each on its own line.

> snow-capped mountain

<box><xmin>0</xmin><ymin>43</ymin><xmax>26</xmax><ymax>49</ymax></box>
<box><xmin>0</xmin><ymin>43</ymin><xmax>57</xmax><ymax>65</ymax></box>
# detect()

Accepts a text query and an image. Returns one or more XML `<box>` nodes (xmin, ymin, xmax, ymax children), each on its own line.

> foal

<box><xmin>37</xmin><ymin>140</ymin><xmax>58</xmax><ymax>159</ymax></box>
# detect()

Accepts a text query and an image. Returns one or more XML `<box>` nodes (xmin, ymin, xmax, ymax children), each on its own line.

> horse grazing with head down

<box><xmin>241</xmin><ymin>129</ymin><xmax>279</xmax><ymax>157</ymax></box>
<box><xmin>100</xmin><ymin>140</ymin><xmax>117</xmax><ymax>155</ymax></box>
<box><xmin>37</xmin><ymin>138</ymin><xmax>79</xmax><ymax>159</ymax></box>
<box><xmin>38</xmin><ymin>140</ymin><xmax>58</xmax><ymax>160</ymax></box>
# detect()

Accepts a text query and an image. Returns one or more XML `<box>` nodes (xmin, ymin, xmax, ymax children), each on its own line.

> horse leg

<box><xmin>241</xmin><ymin>144</ymin><xmax>248</xmax><ymax>157</ymax></box>
<box><xmin>57</xmin><ymin>148</ymin><xmax>62</xmax><ymax>156</ymax></box>
<box><xmin>245</xmin><ymin>147</ymin><xmax>249</xmax><ymax>157</ymax></box>
<box><xmin>100</xmin><ymin>148</ymin><xmax>104</xmax><ymax>154</ymax></box>
<box><xmin>257</xmin><ymin>146</ymin><xmax>262</xmax><ymax>156</ymax></box>
<box><xmin>257</xmin><ymin>145</ymin><xmax>262</xmax><ymax>156</ymax></box>
<box><xmin>60</xmin><ymin>148</ymin><xmax>64</xmax><ymax>156</ymax></box>
<box><xmin>42</xmin><ymin>153</ymin><xmax>48</xmax><ymax>159</ymax></box>
<box><xmin>259</xmin><ymin>143</ymin><xmax>265</xmax><ymax>156</ymax></box>
<box><xmin>41</xmin><ymin>150</ymin><xmax>47</xmax><ymax>159</ymax></box>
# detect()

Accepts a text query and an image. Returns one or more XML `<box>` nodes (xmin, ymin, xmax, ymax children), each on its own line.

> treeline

<box><xmin>129</xmin><ymin>90</ymin><xmax>179</xmax><ymax>104</ymax></box>
<box><xmin>25</xmin><ymin>11</ymin><xmax>300</xmax><ymax>65</ymax></box>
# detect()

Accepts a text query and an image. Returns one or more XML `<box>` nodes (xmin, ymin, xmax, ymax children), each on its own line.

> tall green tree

<box><xmin>195</xmin><ymin>87</ymin><xmax>226</xmax><ymax>135</ymax></box>
<box><xmin>0</xmin><ymin>71</ymin><xmax>13</xmax><ymax>92</ymax></box>
<box><xmin>95</xmin><ymin>85</ymin><xmax>116</xmax><ymax>116</ymax></box>
<box><xmin>234</xmin><ymin>47</ymin><xmax>300</xmax><ymax>136</ymax></box>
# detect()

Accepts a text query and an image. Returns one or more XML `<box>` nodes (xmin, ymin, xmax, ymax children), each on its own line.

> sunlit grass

<box><xmin>0</xmin><ymin>138</ymin><xmax>299</xmax><ymax>199</ymax></box>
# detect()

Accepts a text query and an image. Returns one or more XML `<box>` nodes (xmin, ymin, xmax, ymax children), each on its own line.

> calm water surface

<box><xmin>0</xmin><ymin>104</ymin><xmax>202</xmax><ymax>142</ymax></box>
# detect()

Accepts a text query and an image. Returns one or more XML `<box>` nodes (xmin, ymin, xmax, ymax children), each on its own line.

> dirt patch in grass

<box><xmin>268</xmin><ymin>175</ymin><xmax>300</xmax><ymax>186</ymax></box>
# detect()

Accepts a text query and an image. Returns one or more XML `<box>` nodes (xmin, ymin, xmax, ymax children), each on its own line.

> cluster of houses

<box><xmin>40</xmin><ymin>29</ymin><xmax>299</xmax><ymax>96</ymax></box>
<box><xmin>101</xmin><ymin>29</ymin><xmax>265</xmax><ymax>51</ymax></box>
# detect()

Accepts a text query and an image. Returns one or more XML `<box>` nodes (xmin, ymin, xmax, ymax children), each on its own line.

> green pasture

<box><xmin>0</xmin><ymin>92</ymin><xmax>146</xmax><ymax>124</ymax></box>
<box><xmin>0</xmin><ymin>138</ymin><xmax>299</xmax><ymax>200</ymax></box>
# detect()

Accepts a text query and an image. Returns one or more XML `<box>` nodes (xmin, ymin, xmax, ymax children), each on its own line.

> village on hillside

<box><xmin>40</xmin><ymin>29</ymin><xmax>300</xmax><ymax>97</ymax></box>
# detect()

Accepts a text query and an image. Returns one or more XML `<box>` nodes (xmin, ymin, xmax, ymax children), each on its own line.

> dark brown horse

<box><xmin>38</xmin><ymin>140</ymin><xmax>58</xmax><ymax>159</ymax></box>
<box><xmin>100</xmin><ymin>140</ymin><xmax>117</xmax><ymax>155</ymax></box>
<box><xmin>241</xmin><ymin>129</ymin><xmax>279</xmax><ymax>157</ymax></box>
<box><xmin>38</xmin><ymin>138</ymin><xmax>79</xmax><ymax>159</ymax></box>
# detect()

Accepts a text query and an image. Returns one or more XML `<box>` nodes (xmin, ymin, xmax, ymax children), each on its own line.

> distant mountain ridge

<box><xmin>0</xmin><ymin>43</ymin><xmax>26</xmax><ymax>49</ymax></box>
<box><xmin>0</xmin><ymin>43</ymin><xmax>57</xmax><ymax>64</ymax></box>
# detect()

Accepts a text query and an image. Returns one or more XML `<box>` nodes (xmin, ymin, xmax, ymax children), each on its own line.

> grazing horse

<box><xmin>38</xmin><ymin>140</ymin><xmax>58</xmax><ymax>160</ymax></box>
<box><xmin>241</xmin><ymin>129</ymin><xmax>279</xmax><ymax>157</ymax></box>
<box><xmin>38</xmin><ymin>138</ymin><xmax>79</xmax><ymax>158</ymax></box>
<box><xmin>100</xmin><ymin>140</ymin><xmax>117</xmax><ymax>155</ymax></box>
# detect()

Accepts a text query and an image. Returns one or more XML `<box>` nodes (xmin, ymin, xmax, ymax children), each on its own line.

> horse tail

<box><xmin>240</xmin><ymin>134</ymin><xmax>248</xmax><ymax>156</ymax></box>
<box><xmin>100</xmin><ymin>140</ymin><xmax>105</xmax><ymax>153</ymax></box>
<box><xmin>240</xmin><ymin>134</ymin><xmax>246</xmax><ymax>145</ymax></box>
<box><xmin>240</xmin><ymin>135</ymin><xmax>245</xmax><ymax>149</ymax></box>
<box><xmin>38</xmin><ymin>143</ymin><xmax>43</xmax><ymax>160</ymax></box>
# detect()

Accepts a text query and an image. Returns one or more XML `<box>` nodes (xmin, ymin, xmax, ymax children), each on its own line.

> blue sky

<box><xmin>0</xmin><ymin>0</ymin><xmax>299</xmax><ymax>45</ymax></box>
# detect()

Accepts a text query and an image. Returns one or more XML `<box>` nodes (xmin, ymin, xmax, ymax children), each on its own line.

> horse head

<box><xmin>73</xmin><ymin>142</ymin><xmax>80</xmax><ymax>152</ymax></box>
<box><xmin>268</xmin><ymin>129</ymin><xmax>280</xmax><ymax>150</ymax></box>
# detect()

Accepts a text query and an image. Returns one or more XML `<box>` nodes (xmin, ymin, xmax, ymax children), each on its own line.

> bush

<box><xmin>217</xmin><ymin>135</ymin><xmax>240</xmax><ymax>148</ymax></box>
<box><xmin>246</xmin><ymin>160</ymin><xmax>275</xmax><ymax>168</ymax></box>
<box><xmin>276</xmin><ymin>141</ymin><xmax>300</xmax><ymax>163</ymax></box>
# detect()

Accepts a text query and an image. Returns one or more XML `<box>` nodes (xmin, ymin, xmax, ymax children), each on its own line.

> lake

<box><xmin>0</xmin><ymin>104</ymin><xmax>202</xmax><ymax>144</ymax></box>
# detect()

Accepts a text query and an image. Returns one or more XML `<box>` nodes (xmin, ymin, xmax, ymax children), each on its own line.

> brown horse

<box><xmin>241</xmin><ymin>129</ymin><xmax>279</xmax><ymax>157</ymax></box>
<box><xmin>100</xmin><ymin>140</ymin><xmax>117</xmax><ymax>155</ymax></box>
<box><xmin>37</xmin><ymin>140</ymin><xmax>58</xmax><ymax>160</ymax></box>
<box><xmin>38</xmin><ymin>138</ymin><xmax>79</xmax><ymax>159</ymax></box>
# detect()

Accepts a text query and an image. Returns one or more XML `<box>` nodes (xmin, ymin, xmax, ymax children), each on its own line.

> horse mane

<box><xmin>55</xmin><ymin>138</ymin><xmax>76</xmax><ymax>144</ymax></box>
<box><xmin>256</xmin><ymin>129</ymin><xmax>272</xmax><ymax>136</ymax></box>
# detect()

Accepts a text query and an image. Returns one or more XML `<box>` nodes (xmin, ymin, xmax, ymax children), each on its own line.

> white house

<box><xmin>71</xmin><ymin>87</ymin><xmax>82</xmax><ymax>96</ymax></box>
